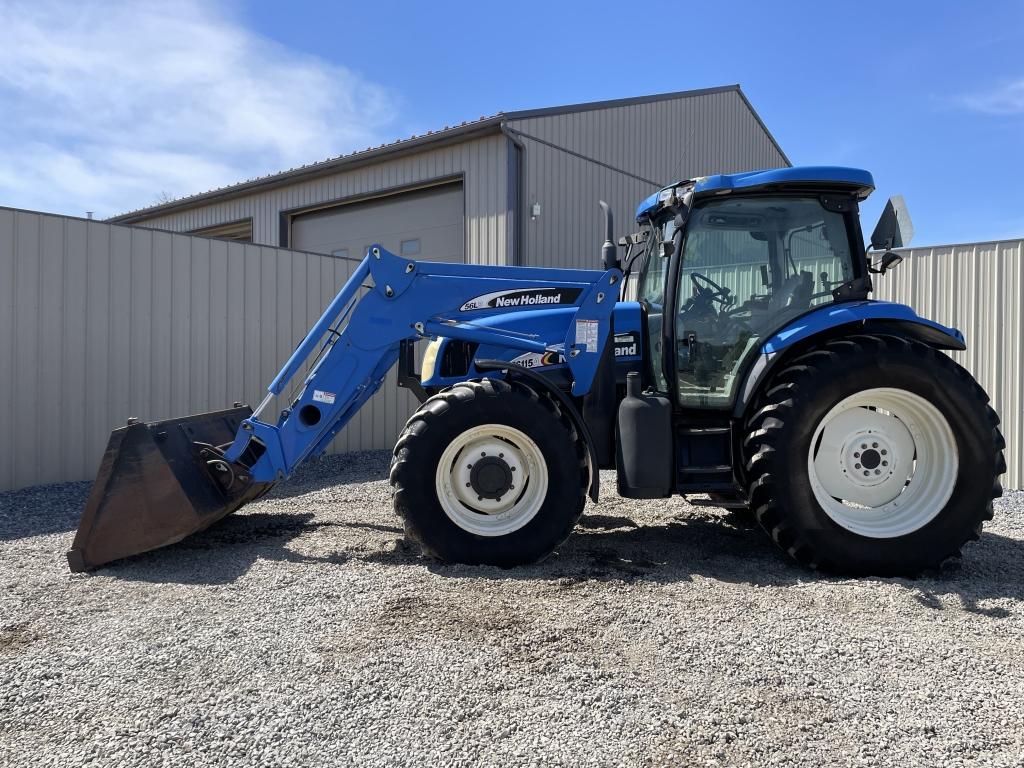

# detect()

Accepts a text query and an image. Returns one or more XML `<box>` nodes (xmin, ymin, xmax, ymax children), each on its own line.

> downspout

<box><xmin>500</xmin><ymin>121</ymin><xmax>526</xmax><ymax>266</ymax></box>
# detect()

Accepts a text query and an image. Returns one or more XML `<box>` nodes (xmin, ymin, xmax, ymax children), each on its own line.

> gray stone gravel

<box><xmin>2</xmin><ymin>450</ymin><xmax>1023</xmax><ymax>767</ymax></box>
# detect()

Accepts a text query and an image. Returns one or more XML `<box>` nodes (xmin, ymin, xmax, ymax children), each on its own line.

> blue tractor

<box><xmin>69</xmin><ymin>167</ymin><xmax>1005</xmax><ymax>576</ymax></box>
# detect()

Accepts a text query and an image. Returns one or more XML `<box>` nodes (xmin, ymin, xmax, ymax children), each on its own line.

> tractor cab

<box><xmin>632</xmin><ymin>167</ymin><xmax>876</xmax><ymax>409</ymax></box>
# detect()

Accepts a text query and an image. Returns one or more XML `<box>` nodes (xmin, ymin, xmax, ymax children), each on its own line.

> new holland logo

<box><xmin>460</xmin><ymin>287</ymin><xmax>583</xmax><ymax>312</ymax></box>
<box><xmin>613</xmin><ymin>331</ymin><xmax>640</xmax><ymax>358</ymax></box>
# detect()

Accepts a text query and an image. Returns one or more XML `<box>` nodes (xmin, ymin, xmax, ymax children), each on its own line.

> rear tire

<box><xmin>743</xmin><ymin>334</ymin><xmax>1004</xmax><ymax>576</ymax></box>
<box><xmin>390</xmin><ymin>378</ymin><xmax>588</xmax><ymax>566</ymax></box>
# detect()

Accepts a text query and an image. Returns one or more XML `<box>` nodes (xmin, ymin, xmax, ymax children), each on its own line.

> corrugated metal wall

<box><xmin>2</xmin><ymin>208</ymin><xmax>1021</xmax><ymax>491</ymax></box>
<box><xmin>137</xmin><ymin>133</ymin><xmax>512</xmax><ymax>267</ymax></box>
<box><xmin>510</xmin><ymin>89</ymin><xmax>789</xmax><ymax>269</ymax></box>
<box><xmin>874</xmin><ymin>239</ymin><xmax>1024</xmax><ymax>489</ymax></box>
<box><xmin>0</xmin><ymin>207</ymin><xmax>422</xmax><ymax>492</ymax></box>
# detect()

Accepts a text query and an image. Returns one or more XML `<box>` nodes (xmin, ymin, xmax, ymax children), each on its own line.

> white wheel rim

<box><xmin>807</xmin><ymin>387</ymin><xmax>958</xmax><ymax>539</ymax></box>
<box><xmin>435</xmin><ymin>424</ymin><xmax>548</xmax><ymax>537</ymax></box>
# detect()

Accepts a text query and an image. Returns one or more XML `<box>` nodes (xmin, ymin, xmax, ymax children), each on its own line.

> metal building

<box><xmin>109</xmin><ymin>86</ymin><xmax>789</xmax><ymax>268</ymax></box>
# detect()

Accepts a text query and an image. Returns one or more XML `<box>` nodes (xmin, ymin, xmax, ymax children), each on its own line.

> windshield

<box><xmin>674</xmin><ymin>195</ymin><xmax>856</xmax><ymax>407</ymax></box>
<box><xmin>635</xmin><ymin>195</ymin><xmax>857</xmax><ymax>403</ymax></box>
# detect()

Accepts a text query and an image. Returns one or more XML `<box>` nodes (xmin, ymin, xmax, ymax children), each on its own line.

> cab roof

<box><xmin>635</xmin><ymin>166</ymin><xmax>875</xmax><ymax>221</ymax></box>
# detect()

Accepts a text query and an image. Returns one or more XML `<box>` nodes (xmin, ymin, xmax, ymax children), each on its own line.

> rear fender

<box><xmin>733</xmin><ymin>300</ymin><xmax>966</xmax><ymax>418</ymax></box>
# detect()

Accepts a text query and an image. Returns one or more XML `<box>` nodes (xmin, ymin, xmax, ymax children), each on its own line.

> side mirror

<box><xmin>661</xmin><ymin>241</ymin><xmax>674</xmax><ymax>258</ymax></box>
<box><xmin>870</xmin><ymin>195</ymin><xmax>914</xmax><ymax>251</ymax></box>
<box><xmin>869</xmin><ymin>251</ymin><xmax>904</xmax><ymax>275</ymax></box>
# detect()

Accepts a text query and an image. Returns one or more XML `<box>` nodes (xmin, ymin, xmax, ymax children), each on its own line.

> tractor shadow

<box><xmin>98</xmin><ymin>507</ymin><xmax>786</xmax><ymax>588</ymax></box>
<box><xmin>362</xmin><ymin>508</ymin><xmax>1024</xmax><ymax>614</ymax></box>
<box><xmin>0</xmin><ymin>452</ymin><xmax>388</xmax><ymax>543</ymax></box>
<box><xmin>17</xmin><ymin>448</ymin><xmax>1021</xmax><ymax>612</ymax></box>
<box><xmin>94</xmin><ymin>512</ymin><xmax>354</xmax><ymax>585</ymax></box>
<box><xmin>81</xmin><ymin>503</ymin><xmax>1024</xmax><ymax>613</ymax></box>
<box><xmin>76</xmin><ymin>453</ymin><xmax>394</xmax><ymax>584</ymax></box>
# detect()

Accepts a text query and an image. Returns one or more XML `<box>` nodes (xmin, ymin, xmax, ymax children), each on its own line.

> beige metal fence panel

<box><xmin>2</xmin><ymin>206</ymin><xmax>1021</xmax><ymax>491</ymax></box>
<box><xmin>874</xmin><ymin>239</ymin><xmax>1024</xmax><ymax>490</ymax></box>
<box><xmin>0</xmin><ymin>207</ymin><xmax>421</xmax><ymax>492</ymax></box>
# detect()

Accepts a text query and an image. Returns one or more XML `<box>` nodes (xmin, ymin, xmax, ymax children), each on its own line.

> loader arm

<box><xmin>222</xmin><ymin>245</ymin><xmax>620</xmax><ymax>484</ymax></box>
<box><xmin>69</xmin><ymin>245</ymin><xmax>620</xmax><ymax>571</ymax></box>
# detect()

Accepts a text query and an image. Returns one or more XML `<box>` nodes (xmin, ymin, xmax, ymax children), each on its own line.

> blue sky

<box><xmin>1</xmin><ymin>0</ymin><xmax>1021</xmax><ymax>245</ymax></box>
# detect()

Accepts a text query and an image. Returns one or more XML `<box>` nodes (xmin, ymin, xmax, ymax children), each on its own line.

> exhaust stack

<box><xmin>598</xmin><ymin>200</ymin><xmax>620</xmax><ymax>272</ymax></box>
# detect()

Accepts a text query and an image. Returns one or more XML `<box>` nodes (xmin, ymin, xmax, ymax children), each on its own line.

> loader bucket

<box><xmin>67</xmin><ymin>406</ymin><xmax>272</xmax><ymax>572</ymax></box>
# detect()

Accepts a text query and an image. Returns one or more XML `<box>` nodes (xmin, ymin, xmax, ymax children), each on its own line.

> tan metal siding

<box><xmin>135</xmin><ymin>134</ymin><xmax>510</xmax><ymax>267</ymax></box>
<box><xmin>0</xmin><ymin>208</ymin><xmax>421</xmax><ymax>491</ymax></box>
<box><xmin>4</xmin><ymin>208</ymin><xmax>1021</xmax><ymax>492</ymax></box>
<box><xmin>509</xmin><ymin>89</ymin><xmax>789</xmax><ymax>269</ymax></box>
<box><xmin>874</xmin><ymin>239</ymin><xmax>1024</xmax><ymax>489</ymax></box>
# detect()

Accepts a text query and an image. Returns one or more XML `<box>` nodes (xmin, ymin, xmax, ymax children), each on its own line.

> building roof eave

<box><xmin>109</xmin><ymin>83</ymin><xmax>785</xmax><ymax>224</ymax></box>
<box><xmin>108</xmin><ymin>117</ymin><xmax>505</xmax><ymax>223</ymax></box>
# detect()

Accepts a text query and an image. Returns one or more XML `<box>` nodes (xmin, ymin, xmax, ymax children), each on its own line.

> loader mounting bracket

<box><xmin>475</xmin><ymin>359</ymin><xmax>600</xmax><ymax>503</ymax></box>
<box><xmin>396</xmin><ymin>339</ymin><xmax>429</xmax><ymax>403</ymax></box>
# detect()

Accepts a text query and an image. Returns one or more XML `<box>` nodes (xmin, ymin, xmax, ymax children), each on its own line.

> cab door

<box><xmin>671</xmin><ymin>196</ymin><xmax>856</xmax><ymax>409</ymax></box>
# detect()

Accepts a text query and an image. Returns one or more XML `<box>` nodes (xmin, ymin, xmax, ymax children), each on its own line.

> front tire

<box><xmin>744</xmin><ymin>334</ymin><xmax>1005</xmax><ymax>576</ymax></box>
<box><xmin>390</xmin><ymin>378</ymin><xmax>588</xmax><ymax>566</ymax></box>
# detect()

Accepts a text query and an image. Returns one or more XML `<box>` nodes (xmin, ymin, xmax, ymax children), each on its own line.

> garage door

<box><xmin>290</xmin><ymin>182</ymin><xmax>464</xmax><ymax>262</ymax></box>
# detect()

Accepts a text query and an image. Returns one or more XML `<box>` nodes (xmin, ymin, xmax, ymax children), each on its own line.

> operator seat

<box><xmin>770</xmin><ymin>270</ymin><xmax>814</xmax><ymax>314</ymax></box>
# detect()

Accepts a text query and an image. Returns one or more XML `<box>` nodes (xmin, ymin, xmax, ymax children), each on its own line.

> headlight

<box><xmin>420</xmin><ymin>338</ymin><xmax>442</xmax><ymax>381</ymax></box>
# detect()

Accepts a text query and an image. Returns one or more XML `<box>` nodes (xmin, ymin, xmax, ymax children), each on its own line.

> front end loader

<box><xmin>69</xmin><ymin>166</ymin><xmax>1005</xmax><ymax>577</ymax></box>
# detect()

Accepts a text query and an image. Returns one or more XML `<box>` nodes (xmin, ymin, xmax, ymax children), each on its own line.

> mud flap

<box><xmin>67</xmin><ymin>406</ymin><xmax>272</xmax><ymax>572</ymax></box>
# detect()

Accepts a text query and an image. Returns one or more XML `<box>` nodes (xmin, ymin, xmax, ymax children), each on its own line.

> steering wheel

<box><xmin>689</xmin><ymin>272</ymin><xmax>734</xmax><ymax>308</ymax></box>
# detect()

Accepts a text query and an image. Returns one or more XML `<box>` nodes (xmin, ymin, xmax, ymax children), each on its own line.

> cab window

<box><xmin>636</xmin><ymin>216</ymin><xmax>677</xmax><ymax>391</ymax></box>
<box><xmin>675</xmin><ymin>196</ymin><xmax>854</xmax><ymax>407</ymax></box>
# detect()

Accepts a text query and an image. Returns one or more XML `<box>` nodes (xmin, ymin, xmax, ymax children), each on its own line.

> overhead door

<box><xmin>290</xmin><ymin>182</ymin><xmax>464</xmax><ymax>262</ymax></box>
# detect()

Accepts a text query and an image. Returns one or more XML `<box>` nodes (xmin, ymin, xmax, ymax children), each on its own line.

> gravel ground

<box><xmin>2</xmin><ymin>451</ymin><xmax>1023</xmax><ymax>768</ymax></box>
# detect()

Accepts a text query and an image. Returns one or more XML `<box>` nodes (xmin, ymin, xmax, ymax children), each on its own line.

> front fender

<box><xmin>734</xmin><ymin>300</ymin><xmax>966</xmax><ymax>417</ymax></box>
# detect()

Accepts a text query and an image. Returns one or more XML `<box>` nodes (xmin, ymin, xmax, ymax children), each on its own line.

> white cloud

<box><xmin>959</xmin><ymin>79</ymin><xmax>1024</xmax><ymax>115</ymax></box>
<box><xmin>0</xmin><ymin>0</ymin><xmax>398</xmax><ymax>218</ymax></box>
